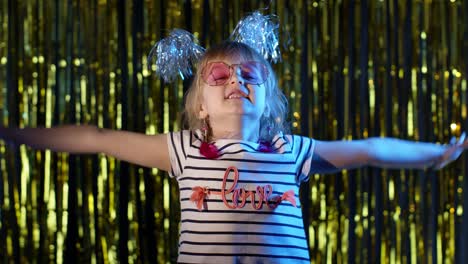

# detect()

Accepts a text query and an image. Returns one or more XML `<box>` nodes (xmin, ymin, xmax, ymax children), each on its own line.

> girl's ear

<box><xmin>198</xmin><ymin>103</ymin><xmax>208</xmax><ymax>119</ymax></box>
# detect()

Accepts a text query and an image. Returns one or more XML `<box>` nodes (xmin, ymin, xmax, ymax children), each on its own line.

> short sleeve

<box><xmin>290</xmin><ymin>135</ymin><xmax>316</xmax><ymax>183</ymax></box>
<box><xmin>166</xmin><ymin>130</ymin><xmax>191</xmax><ymax>178</ymax></box>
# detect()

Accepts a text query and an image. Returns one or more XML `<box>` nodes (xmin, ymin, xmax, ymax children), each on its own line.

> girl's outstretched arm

<box><xmin>311</xmin><ymin>133</ymin><xmax>468</xmax><ymax>174</ymax></box>
<box><xmin>0</xmin><ymin>125</ymin><xmax>170</xmax><ymax>171</ymax></box>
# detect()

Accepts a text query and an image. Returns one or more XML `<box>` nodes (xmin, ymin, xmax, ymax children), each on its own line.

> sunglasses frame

<box><xmin>200</xmin><ymin>61</ymin><xmax>269</xmax><ymax>86</ymax></box>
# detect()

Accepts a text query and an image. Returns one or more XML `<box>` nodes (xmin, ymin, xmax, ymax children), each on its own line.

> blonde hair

<box><xmin>183</xmin><ymin>42</ymin><xmax>289</xmax><ymax>141</ymax></box>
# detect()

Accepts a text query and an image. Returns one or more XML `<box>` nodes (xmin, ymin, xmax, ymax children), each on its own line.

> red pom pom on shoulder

<box><xmin>200</xmin><ymin>141</ymin><xmax>220</xmax><ymax>159</ymax></box>
<box><xmin>257</xmin><ymin>141</ymin><xmax>273</xmax><ymax>153</ymax></box>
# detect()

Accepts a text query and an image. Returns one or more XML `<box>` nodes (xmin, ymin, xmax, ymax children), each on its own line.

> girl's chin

<box><xmin>213</xmin><ymin>110</ymin><xmax>262</xmax><ymax>120</ymax></box>
<box><xmin>224</xmin><ymin>97</ymin><xmax>250</xmax><ymax>104</ymax></box>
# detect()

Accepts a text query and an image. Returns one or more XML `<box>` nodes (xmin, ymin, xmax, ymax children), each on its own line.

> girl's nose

<box><xmin>229</xmin><ymin>70</ymin><xmax>249</xmax><ymax>94</ymax></box>
<box><xmin>230</xmin><ymin>74</ymin><xmax>246</xmax><ymax>87</ymax></box>
<box><xmin>230</xmin><ymin>67</ymin><xmax>245</xmax><ymax>85</ymax></box>
<box><xmin>231</xmin><ymin>79</ymin><xmax>244</xmax><ymax>85</ymax></box>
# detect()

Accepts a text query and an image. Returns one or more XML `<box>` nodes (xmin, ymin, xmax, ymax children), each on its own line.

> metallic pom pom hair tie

<box><xmin>229</xmin><ymin>11</ymin><xmax>281</xmax><ymax>63</ymax></box>
<box><xmin>147</xmin><ymin>29</ymin><xmax>205</xmax><ymax>83</ymax></box>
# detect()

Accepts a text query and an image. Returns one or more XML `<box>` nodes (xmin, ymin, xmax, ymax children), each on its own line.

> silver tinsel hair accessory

<box><xmin>147</xmin><ymin>29</ymin><xmax>205</xmax><ymax>83</ymax></box>
<box><xmin>149</xmin><ymin>11</ymin><xmax>281</xmax><ymax>82</ymax></box>
<box><xmin>229</xmin><ymin>11</ymin><xmax>281</xmax><ymax>63</ymax></box>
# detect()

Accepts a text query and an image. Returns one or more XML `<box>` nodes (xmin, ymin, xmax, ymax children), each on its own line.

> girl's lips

<box><xmin>227</xmin><ymin>94</ymin><xmax>247</xmax><ymax>99</ymax></box>
<box><xmin>225</xmin><ymin>90</ymin><xmax>249</xmax><ymax>100</ymax></box>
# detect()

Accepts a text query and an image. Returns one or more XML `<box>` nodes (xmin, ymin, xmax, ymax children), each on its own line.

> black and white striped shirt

<box><xmin>168</xmin><ymin>130</ymin><xmax>315</xmax><ymax>264</ymax></box>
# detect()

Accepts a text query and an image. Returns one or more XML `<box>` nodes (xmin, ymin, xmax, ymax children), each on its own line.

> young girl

<box><xmin>0</xmin><ymin>8</ymin><xmax>468</xmax><ymax>263</ymax></box>
<box><xmin>1</xmin><ymin>40</ymin><xmax>467</xmax><ymax>264</ymax></box>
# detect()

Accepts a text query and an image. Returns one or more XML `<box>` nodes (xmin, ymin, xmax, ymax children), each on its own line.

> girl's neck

<box><xmin>211</xmin><ymin>130</ymin><xmax>258</xmax><ymax>142</ymax></box>
<box><xmin>209</xmin><ymin>119</ymin><xmax>260</xmax><ymax>142</ymax></box>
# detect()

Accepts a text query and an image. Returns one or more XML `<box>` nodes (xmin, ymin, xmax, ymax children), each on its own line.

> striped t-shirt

<box><xmin>167</xmin><ymin>130</ymin><xmax>315</xmax><ymax>264</ymax></box>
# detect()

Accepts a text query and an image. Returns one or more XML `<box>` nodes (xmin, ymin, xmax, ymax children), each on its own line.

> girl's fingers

<box><xmin>459</xmin><ymin>132</ymin><xmax>468</xmax><ymax>147</ymax></box>
<box><xmin>458</xmin><ymin>132</ymin><xmax>466</xmax><ymax>144</ymax></box>
<box><xmin>436</xmin><ymin>132</ymin><xmax>468</xmax><ymax>170</ymax></box>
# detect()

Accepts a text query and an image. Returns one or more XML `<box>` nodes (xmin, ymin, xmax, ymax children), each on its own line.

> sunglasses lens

<box><xmin>239</xmin><ymin>61</ymin><xmax>268</xmax><ymax>85</ymax></box>
<box><xmin>202</xmin><ymin>62</ymin><xmax>231</xmax><ymax>86</ymax></box>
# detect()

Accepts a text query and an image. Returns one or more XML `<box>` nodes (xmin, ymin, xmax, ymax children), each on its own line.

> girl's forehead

<box><xmin>205</xmin><ymin>53</ymin><xmax>253</xmax><ymax>64</ymax></box>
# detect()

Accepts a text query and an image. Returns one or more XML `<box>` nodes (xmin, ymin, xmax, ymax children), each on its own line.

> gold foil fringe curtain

<box><xmin>1</xmin><ymin>0</ymin><xmax>468</xmax><ymax>263</ymax></box>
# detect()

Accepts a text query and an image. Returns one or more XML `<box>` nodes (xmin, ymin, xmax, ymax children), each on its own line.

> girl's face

<box><xmin>198</xmin><ymin>55</ymin><xmax>269</xmax><ymax>123</ymax></box>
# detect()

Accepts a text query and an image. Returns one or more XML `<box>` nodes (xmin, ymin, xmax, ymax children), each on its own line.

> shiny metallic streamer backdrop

<box><xmin>1</xmin><ymin>0</ymin><xmax>468</xmax><ymax>263</ymax></box>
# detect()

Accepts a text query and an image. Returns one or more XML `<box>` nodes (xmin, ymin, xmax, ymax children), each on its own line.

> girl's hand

<box><xmin>433</xmin><ymin>132</ymin><xmax>468</xmax><ymax>170</ymax></box>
